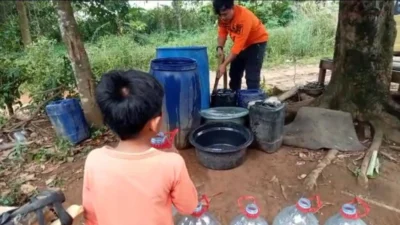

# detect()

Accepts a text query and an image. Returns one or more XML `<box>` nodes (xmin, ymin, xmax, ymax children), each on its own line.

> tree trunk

<box><xmin>317</xmin><ymin>0</ymin><xmax>400</xmax><ymax>143</ymax></box>
<box><xmin>16</xmin><ymin>0</ymin><xmax>32</xmax><ymax>47</ymax></box>
<box><xmin>6</xmin><ymin>101</ymin><xmax>14</xmax><ymax>116</ymax></box>
<box><xmin>172</xmin><ymin>0</ymin><xmax>183</xmax><ymax>33</ymax></box>
<box><xmin>53</xmin><ymin>0</ymin><xmax>103</xmax><ymax>128</ymax></box>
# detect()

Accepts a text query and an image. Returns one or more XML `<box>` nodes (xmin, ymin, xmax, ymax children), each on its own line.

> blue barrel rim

<box><xmin>156</xmin><ymin>46</ymin><xmax>207</xmax><ymax>50</ymax></box>
<box><xmin>151</xmin><ymin>57</ymin><xmax>197</xmax><ymax>71</ymax></box>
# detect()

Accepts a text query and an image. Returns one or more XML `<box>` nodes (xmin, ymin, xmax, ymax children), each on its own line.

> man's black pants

<box><xmin>229</xmin><ymin>42</ymin><xmax>267</xmax><ymax>91</ymax></box>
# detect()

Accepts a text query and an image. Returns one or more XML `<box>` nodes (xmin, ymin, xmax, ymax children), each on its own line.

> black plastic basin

<box><xmin>189</xmin><ymin>122</ymin><xmax>254</xmax><ymax>170</ymax></box>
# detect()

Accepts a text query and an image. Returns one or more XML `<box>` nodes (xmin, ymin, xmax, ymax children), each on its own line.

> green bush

<box><xmin>17</xmin><ymin>38</ymin><xmax>75</xmax><ymax>103</ymax></box>
<box><xmin>86</xmin><ymin>6</ymin><xmax>337</xmax><ymax>74</ymax></box>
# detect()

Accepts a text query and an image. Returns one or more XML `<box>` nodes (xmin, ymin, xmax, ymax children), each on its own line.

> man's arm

<box><xmin>222</xmin><ymin>20</ymin><xmax>252</xmax><ymax>67</ymax></box>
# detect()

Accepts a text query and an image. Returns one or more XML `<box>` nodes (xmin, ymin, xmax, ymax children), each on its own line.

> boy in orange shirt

<box><xmin>82</xmin><ymin>70</ymin><xmax>198</xmax><ymax>225</ymax></box>
<box><xmin>214</xmin><ymin>0</ymin><xmax>269</xmax><ymax>91</ymax></box>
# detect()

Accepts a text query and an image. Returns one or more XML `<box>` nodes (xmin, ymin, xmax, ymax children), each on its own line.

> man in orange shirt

<box><xmin>83</xmin><ymin>70</ymin><xmax>198</xmax><ymax>225</ymax></box>
<box><xmin>214</xmin><ymin>0</ymin><xmax>269</xmax><ymax>91</ymax></box>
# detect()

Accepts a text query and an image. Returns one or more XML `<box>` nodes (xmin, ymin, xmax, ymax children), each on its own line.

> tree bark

<box><xmin>318</xmin><ymin>0</ymin><xmax>396</xmax><ymax>116</ymax></box>
<box><xmin>172</xmin><ymin>0</ymin><xmax>183</xmax><ymax>33</ymax></box>
<box><xmin>6</xmin><ymin>101</ymin><xmax>14</xmax><ymax>116</ymax></box>
<box><xmin>16</xmin><ymin>0</ymin><xmax>32</xmax><ymax>47</ymax></box>
<box><xmin>53</xmin><ymin>0</ymin><xmax>103</xmax><ymax>128</ymax></box>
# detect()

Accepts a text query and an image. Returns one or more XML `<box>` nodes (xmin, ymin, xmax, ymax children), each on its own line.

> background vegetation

<box><xmin>0</xmin><ymin>0</ymin><xmax>338</xmax><ymax>114</ymax></box>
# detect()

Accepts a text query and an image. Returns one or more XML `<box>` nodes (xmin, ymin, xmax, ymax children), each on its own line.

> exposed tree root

<box><xmin>358</xmin><ymin>120</ymin><xmax>383</xmax><ymax>188</ymax></box>
<box><xmin>278</xmin><ymin>86</ymin><xmax>299</xmax><ymax>102</ymax></box>
<box><xmin>341</xmin><ymin>191</ymin><xmax>400</xmax><ymax>214</ymax></box>
<box><xmin>303</xmin><ymin>149</ymin><xmax>339</xmax><ymax>190</ymax></box>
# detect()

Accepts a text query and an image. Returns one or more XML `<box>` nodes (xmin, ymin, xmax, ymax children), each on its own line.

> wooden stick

<box><xmin>341</xmin><ymin>191</ymin><xmax>400</xmax><ymax>214</ymax></box>
<box><xmin>304</xmin><ymin>149</ymin><xmax>339</xmax><ymax>190</ymax></box>
<box><xmin>51</xmin><ymin>205</ymin><xmax>83</xmax><ymax>225</ymax></box>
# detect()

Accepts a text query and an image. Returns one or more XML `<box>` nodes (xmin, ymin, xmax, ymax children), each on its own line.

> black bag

<box><xmin>0</xmin><ymin>190</ymin><xmax>73</xmax><ymax>225</ymax></box>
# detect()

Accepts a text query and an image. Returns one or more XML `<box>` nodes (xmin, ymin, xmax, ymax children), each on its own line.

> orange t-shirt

<box><xmin>82</xmin><ymin>146</ymin><xmax>198</xmax><ymax>225</ymax></box>
<box><xmin>218</xmin><ymin>5</ymin><xmax>269</xmax><ymax>55</ymax></box>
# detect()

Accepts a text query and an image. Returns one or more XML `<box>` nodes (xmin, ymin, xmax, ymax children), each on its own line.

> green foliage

<box><xmin>17</xmin><ymin>38</ymin><xmax>75</xmax><ymax>103</ymax></box>
<box><xmin>241</xmin><ymin>0</ymin><xmax>295</xmax><ymax>27</ymax></box>
<box><xmin>0</xmin><ymin>53</ymin><xmax>26</xmax><ymax>112</ymax></box>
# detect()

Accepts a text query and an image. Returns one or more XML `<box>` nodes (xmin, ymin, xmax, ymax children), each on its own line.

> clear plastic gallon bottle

<box><xmin>176</xmin><ymin>195</ymin><xmax>221</xmax><ymax>225</ymax></box>
<box><xmin>272</xmin><ymin>196</ymin><xmax>322</xmax><ymax>225</ymax></box>
<box><xmin>230</xmin><ymin>196</ymin><xmax>269</xmax><ymax>225</ymax></box>
<box><xmin>325</xmin><ymin>197</ymin><xmax>370</xmax><ymax>225</ymax></box>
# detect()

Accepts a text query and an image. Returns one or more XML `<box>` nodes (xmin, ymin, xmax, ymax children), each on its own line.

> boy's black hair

<box><xmin>213</xmin><ymin>0</ymin><xmax>234</xmax><ymax>15</ymax></box>
<box><xmin>95</xmin><ymin>70</ymin><xmax>164</xmax><ymax>140</ymax></box>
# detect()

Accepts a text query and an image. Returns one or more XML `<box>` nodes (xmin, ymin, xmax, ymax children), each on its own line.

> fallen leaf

<box><xmin>270</xmin><ymin>175</ymin><xmax>279</xmax><ymax>184</ymax></box>
<box><xmin>299</xmin><ymin>152</ymin><xmax>307</xmax><ymax>159</ymax></box>
<box><xmin>280</xmin><ymin>184</ymin><xmax>288</xmax><ymax>200</ymax></box>
<box><xmin>296</xmin><ymin>161</ymin><xmax>306</xmax><ymax>166</ymax></box>
<box><xmin>41</xmin><ymin>164</ymin><xmax>60</xmax><ymax>174</ymax></box>
<box><xmin>19</xmin><ymin>173</ymin><xmax>36</xmax><ymax>182</ymax></box>
<box><xmin>46</xmin><ymin>175</ymin><xmax>57</xmax><ymax>186</ymax></box>
<box><xmin>75</xmin><ymin>169</ymin><xmax>83</xmax><ymax>174</ymax></box>
<box><xmin>0</xmin><ymin>149</ymin><xmax>12</xmax><ymax>161</ymax></box>
<box><xmin>20</xmin><ymin>183</ymin><xmax>37</xmax><ymax>195</ymax></box>
<box><xmin>297</xmin><ymin>174</ymin><xmax>307</xmax><ymax>180</ymax></box>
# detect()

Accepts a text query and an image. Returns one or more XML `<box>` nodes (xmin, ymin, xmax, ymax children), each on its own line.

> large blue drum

<box><xmin>45</xmin><ymin>98</ymin><xmax>90</xmax><ymax>145</ymax></box>
<box><xmin>156</xmin><ymin>46</ymin><xmax>210</xmax><ymax>109</ymax></box>
<box><xmin>150</xmin><ymin>57</ymin><xmax>201</xmax><ymax>149</ymax></box>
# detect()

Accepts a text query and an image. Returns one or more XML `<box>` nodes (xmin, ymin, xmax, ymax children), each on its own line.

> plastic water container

<box><xmin>151</xmin><ymin>129</ymin><xmax>179</xmax><ymax>149</ymax></box>
<box><xmin>325</xmin><ymin>198</ymin><xmax>370</xmax><ymax>225</ymax></box>
<box><xmin>176</xmin><ymin>195</ymin><xmax>221</xmax><ymax>225</ymax></box>
<box><xmin>249</xmin><ymin>101</ymin><xmax>286</xmax><ymax>153</ymax></box>
<box><xmin>230</xmin><ymin>196</ymin><xmax>269</xmax><ymax>225</ymax></box>
<box><xmin>156</xmin><ymin>46</ymin><xmax>210</xmax><ymax>109</ymax></box>
<box><xmin>272</xmin><ymin>196</ymin><xmax>322</xmax><ymax>225</ymax></box>
<box><xmin>237</xmin><ymin>89</ymin><xmax>267</xmax><ymax>108</ymax></box>
<box><xmin>45</xmin><ymin>99</ymin><xmax>90</xmax><ymax>145</ymax></box>
<box><xmin>150</xmin><ymin>57</ymin><xmax>201</xmax><ymax>149</ymax></box>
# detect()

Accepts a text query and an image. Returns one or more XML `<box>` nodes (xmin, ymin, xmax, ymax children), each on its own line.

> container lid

<box><xmin>200</xmin><ymin>107</ymin><xmax>249</xmax><ymax>120</ymax></box>
<box><xmin>296</xmin><ymin>198</ymin><xmax>312</xmax><ymax>211</ymax></box>
<box><xmin>245</xmin><ymin>203</ymin><xmax>260</xmax><ymax>218</ymax></box>
<box><xmin>341</xmin><ymin>204</ymin><xmax>357</xmax><ymax>217</ymax></box>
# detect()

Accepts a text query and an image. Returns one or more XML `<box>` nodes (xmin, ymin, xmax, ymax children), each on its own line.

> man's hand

<box><xmin>218</xmin><ymin>64</ymin><xmax>227</xmax><ymax>77</ymax></box>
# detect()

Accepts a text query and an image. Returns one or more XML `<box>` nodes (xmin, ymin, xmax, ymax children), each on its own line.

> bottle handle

<box><xmin>192</xmin><ymin>194</ymin><xmax>210</xmax><ymax>217</ymax></box>
<box><xmin>166</xmin><ymin>128</ymin><xmax>179</xmax><ymax>145</ymax></box>
<box><xmin>343</xmin><ymin>197</ymin><xmax>370</xmax><ymax>219</ymax></box>
<box><xmin>306</xmin><ymin>195</ymin><xmax>323</xmax><ymax>213</ymax></box>
<box><xmin>237</xmin><ymin>196</ymin><xmax>260</xmax><ymax>218</ymax></box>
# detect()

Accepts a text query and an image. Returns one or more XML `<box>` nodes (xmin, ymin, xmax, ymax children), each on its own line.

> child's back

<box><xmin>83</xmin><ymin>70</ymin><xmax>198</xmax><ymax>225</ymax></box>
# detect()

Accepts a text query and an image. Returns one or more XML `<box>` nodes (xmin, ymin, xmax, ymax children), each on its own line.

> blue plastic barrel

<box><xmin>150</xmin><ymin>57</ymin><xmax>201</xmax><ymax>149</ymax></box>
<box><xmin>237</xmin><ymin>89</ymin><xmax>267</xmax><ymax>108</ymax></box>
<box><xmin>45</xmin><ymin>98</ymin><xmax>90</xmax><ymax>145</ymax></box>
<box><xmin>156</xmin><ymin>46</ymin><xmax>210</xmax><ymax>110</ymax></box>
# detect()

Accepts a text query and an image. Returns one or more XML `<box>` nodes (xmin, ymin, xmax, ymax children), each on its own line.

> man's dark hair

<box><xmin>213</xmin><ymin>0</ymin><xmax>234</xmax><ymax>15</ymax></box>
<box><xmin>95</xmin><ymin>70</ymin><xmax>164</xmax><ymax>140</ymax></box>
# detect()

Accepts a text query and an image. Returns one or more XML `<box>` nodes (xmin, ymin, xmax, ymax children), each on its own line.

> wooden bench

<box><xmin>317</xmin><ymin>58</ymin><xmax>400</xmax><ymax>91</ymax></box>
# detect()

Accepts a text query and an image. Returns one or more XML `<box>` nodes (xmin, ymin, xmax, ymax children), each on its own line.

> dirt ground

<box><xmin>58</xmin><ymin>146</ymin><xmax>400</xmax><ymax>224</ymax></box>
<box><xmin>4</xmin><ymin>64</ymin><xmax>400</xmax><ymax>224</ymax></box>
